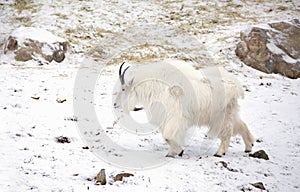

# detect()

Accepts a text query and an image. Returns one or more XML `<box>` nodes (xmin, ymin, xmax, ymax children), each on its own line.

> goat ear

<box><xmin>127</xmin><ymin>78</ymin><xmax>134</xmax><ymax>86</ymax></box>
<box><xmin>169</xmin><ymin>85</ymin><xmax>183</xmax><ymax>97</ymax></box>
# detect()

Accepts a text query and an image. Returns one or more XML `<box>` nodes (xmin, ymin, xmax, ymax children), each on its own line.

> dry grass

<box><xmin>158</xmin><ymin>0</ymin><xmax>290</xmax><ymax>35</ymax></box>
<box><xmin>52</xmin><ymin>13</ymin><xmax>68</xmax><ymax>20</ymax></box>
<box><xmin>13</xmin><ymin>0</ymin><xmax>36</xmax><ymax>13</ymax></box>
<box><xmin>11</xmin><ymin>0</ymin><xmax>35</xmax><ymax>26</ymax></box>
<box><xmin>104</xmin><ymin>43</ymin><xmax>178</xmax><ymax>65</ymax></box>
<box><xmin>14</xmin><ymin>16</ymin><xmax>32</xmax><ymax>26</ymax></box>
<box><xmin>65</xmin><ymin>26</ymin><xmax>112</xmax><ymax>44</ymax></box>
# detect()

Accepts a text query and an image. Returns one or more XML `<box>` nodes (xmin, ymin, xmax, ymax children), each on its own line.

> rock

<box><xmin>251</xmin><ymin>182</ymin><xmax>266</xmax><ymax>190</ymax></box>
<box><xmin>15</xmin><ymin>47</ymin><xmax>32</xmax><ymax>61</ymax></box>
<box><xmin>236</xmin><ymin>19</ymin><xmax>300</xmax><ymax>79</ymax></box>
<box><xmin>249</xmin><ymin>150</ymin><xmax>269</xmax><ymax>160</ymax></box>
<box><xmin>95</xmin><ymin>169</ymin><xmax>106</xmax><ymax>185</ymax></box>
<box><xmin>56</xmin><ymin>136</ymin><xmax>71</xmax><ymax>143</ymax></box>
<box><xmin>4</xmin><ymin>27</ymin><xmax>67</xmax><ymax>63</ymax></box>
<box><xmin>114</xmin><ymin>172</ymin><xmax>134</xmax><ymax>182</ymax></box>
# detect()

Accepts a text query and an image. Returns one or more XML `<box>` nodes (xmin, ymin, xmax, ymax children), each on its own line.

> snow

<box><xmin>266</xmin><ymin>33</ymin><xmax>300</xmax><ymax>64</ymax></box>
<box><xmin>1</xmin><ymin>0</ymin><xmax>300</xmax><ymax>191</ymax></box>
<box><xmin>130</xmin><ymin>110</ymin><xmax>149</xmax><ymax>124</ymax></box>
<box><xmin>266</xmin><ymin>41</ymin><xmax>285</xmax><ymax>55</ymax></box>
<box><xmin>11</xmin><ymin>27</ymin><xmax>66</xmax><ymax>44</ymax></box>
<box><xmin>293</xmin><ymin>0</ymin><xmax>300</xmax><ymax>10</ymax></box>
<box><xmin>282</xmin><ymin>54</ymin><xmax>300</xmax><ymax>64</ymax></box>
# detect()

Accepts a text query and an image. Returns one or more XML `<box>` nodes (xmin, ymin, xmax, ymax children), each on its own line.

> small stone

<box><xmin>218</xmin><ymin>161</ymin><xmax>228</xmax><ymax>168</ymax></box>
<box><xmin>95</xmin><ymin>169</ymin><xmax>106</xmax><ymax>185</ymax></box>
<box><xmin>86</xmin><ymin>178</ymin><xmax>93</xmax><ymax>181</ymax></box>
<box><xmin>56</xmin><ymin>98</ymin><xmax>67</xmax><ymax>103</ymax></box>
<box><xmin>56</xmin><ymin>136</ymin><xmax>71</xmax><ymax>143</ymax></box>
<box><xmin>114</xmin><ymin>173</ymin><xmax>134</xmax><ymax>182</ymax></box>
<box><xmin>6</xmin><ymin>36</ymin><xmax>18</xmax><ymax>51</ymax></box>
<box><xmin>31</xmin><ymin>96</ymin><xmax>40</xmax><ymax>100</ymax></box>
<box><xmin>53</xmin><ymin>50</ymin><xmax>65</xmax><ymax>62</ymax></box>
<box><xmin>239</xmin><ymin>185</ymin><xmax>253</xmax><ymax>191</ymax></box>
<box><xmin>64</xmin><ymin>116</ymin><xmax>78</xmax><ymax>121</ymax></box>
<box><xmin>249</xmin><ymin>150</ymin><xmax>269</xmax><ymax>160</ymax></box>
<box><xmin>217</xmin><ymin>161</ymin><xmax>239</xmax><ymax>172</ymax></box>
<box><xmin>251</xmin><ymin>182</ymin><xmax>266</xmax><ymax>190</ymax></box>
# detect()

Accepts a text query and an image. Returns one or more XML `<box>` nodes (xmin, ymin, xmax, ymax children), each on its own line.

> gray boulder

<box><xmin>236</xmin><ymin>19</ymin><xmax>300</xmax><ymax>79</ymax></box>
<box><xmin>4</xmin><ymin>27</ymin><xmax>67</xmax><ymax>63</ymax></box>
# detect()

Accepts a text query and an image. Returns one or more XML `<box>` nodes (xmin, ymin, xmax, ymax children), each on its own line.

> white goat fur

<box><xmin>119</xmin><ymin>60</ymin><xmax>254</xmax><ymax>157</ymax></box>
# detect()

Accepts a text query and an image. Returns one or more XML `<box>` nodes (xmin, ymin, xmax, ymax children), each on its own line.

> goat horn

<box><xmin>119</xmin><ymin>62</ymin><xmax>130</xmax><ymax>85</ymax></box>
<box><xmin>121</xmin><ymin>66</ymin><xmax>130</xmax><ymax>85</ymax></box>
<box><xmin>119</xmin><ymin>62</ymin><xmax>125</xmax><ymax>84</ymax></box>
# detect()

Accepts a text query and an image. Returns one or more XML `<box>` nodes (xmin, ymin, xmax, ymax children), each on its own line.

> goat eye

<box><xmin>122</xmin><ymin>88</ymin><xmax>125</xmax><ymax>91</ymax></box>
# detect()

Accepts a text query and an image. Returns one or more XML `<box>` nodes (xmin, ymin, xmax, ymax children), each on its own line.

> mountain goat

<box><xmin>114</xmin><ymin>60</ymin><xmax>254</xmax><ymax>157</ymax></box>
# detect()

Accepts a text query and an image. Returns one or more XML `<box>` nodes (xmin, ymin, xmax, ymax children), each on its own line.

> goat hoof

<box><xmin>245</xmin><ymin>150</ymin><xmax>251</xmax><ymax>153</ymax></box>
<box><xmin>214</xmin><ymin>154</ymin><xmax>222</xmax><ymax>157</ymax></box>
<box><xmin>165</xmin><ymin>154</ymin><xmax>175</xmax><ymax>158</ymax></box>
<box><xmin>178</xmin><ymin>150</ymin><xmax>184</xmax><ymax>157</ymax></box>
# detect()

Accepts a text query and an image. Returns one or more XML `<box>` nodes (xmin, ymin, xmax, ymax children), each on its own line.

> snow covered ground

<box><xmin>0</xmin><ymin>0</ymin><xmax>300</xmax><ymax>191</ymax></box>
